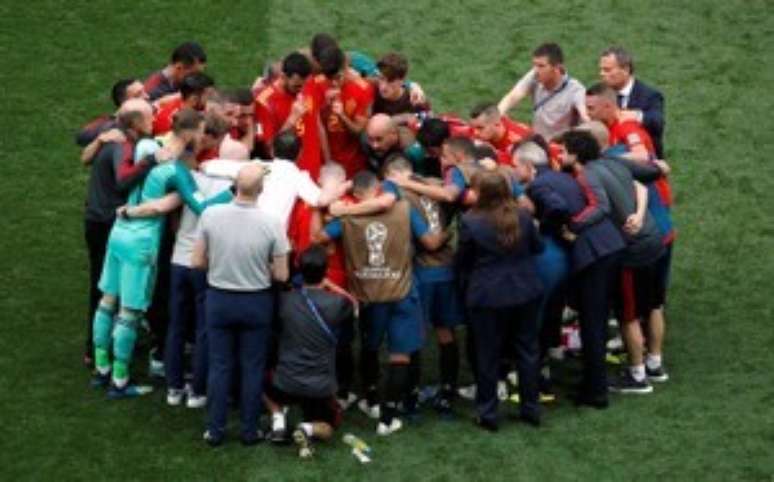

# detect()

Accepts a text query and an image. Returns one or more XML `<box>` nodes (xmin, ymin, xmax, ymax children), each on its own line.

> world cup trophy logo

<box><xmin>365</xmin><ymin>222</ymin><xmax>388</xmax><ymax>267</ymax></box>
<box><xmin>420</xmin><ymin>196</ymin><xmax>441</xmax><ymax>232</ymax></box>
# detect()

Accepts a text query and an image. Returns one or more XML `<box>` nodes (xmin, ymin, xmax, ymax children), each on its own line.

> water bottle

<box><xmin>342</xmin><ymin>433</ymin><xmax>371</xmax><ymax>455</ymax></box>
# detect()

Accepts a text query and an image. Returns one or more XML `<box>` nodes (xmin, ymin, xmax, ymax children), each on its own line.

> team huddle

<box><xmin>79</xmin><ymin>34</ymin><xmax>674</xmax><ymax>456</ymax></box>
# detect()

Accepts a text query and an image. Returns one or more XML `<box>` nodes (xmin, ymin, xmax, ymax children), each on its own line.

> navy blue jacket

<box><xmin>627</xmin><ymin>79</ymin><xmax>665</xmax><ymax>158</ymax></box>
<box><xmin>527</xmin><ymin>166</ymin><xmax>625</xmax><ymax>273</ymax></box>
<box><xmin>456</xmin><ymin>209</ymin><xmax>544</xmax><ymax>309</ymax></box>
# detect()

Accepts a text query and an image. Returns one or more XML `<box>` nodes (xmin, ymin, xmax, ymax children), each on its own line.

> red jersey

<box><xmin>152</xmin><ymin>97</ymin><xmax>184</xmax><ymax>135</ymax></box>
<box><xmin>489</xmin><ymin>116</ymin><xmax>532</xmax><ymax>165</ymax></box>
<box><xmin>439</xmin><ymin>114</ymin><xmax>475</xmax><ymax>138</ymax></box>
<box><xmin>322</xmin><ymin>77</ymin><xmax>374</xmax><ymax>178</ymax></box>
<box><xmin>296</xmin><ymin>75</ymin><xmax>330</xmax><ymax>181</ymax></box>
<box><xmin>609</xmin><ymin>119</ymin><xmax>672</xmax><ymax>206</ymax></box>
<box><xmin>254</xmin><ymin>79</ymin><xmax>296</xmax><ymax>146</ymax></box>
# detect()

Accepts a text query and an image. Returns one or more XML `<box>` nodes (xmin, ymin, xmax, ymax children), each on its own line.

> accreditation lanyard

<box><xmin>300</xmin><ymin>288</ymin><xmax>338</xmax><ymax>345</ymax></box>
<box><xmin>533</xmin><ymin>76</ymin><xmax>570</xmax><ymax>113</ymax></box>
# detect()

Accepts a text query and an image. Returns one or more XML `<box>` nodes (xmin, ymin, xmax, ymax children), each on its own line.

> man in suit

<box><xmin>599</xmin><ymin>47</ymin><xmax>665</xmax><ymax>158</ymax></box>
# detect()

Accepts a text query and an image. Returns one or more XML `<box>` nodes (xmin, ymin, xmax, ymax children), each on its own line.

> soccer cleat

<box><xmin>166</xmin><ymin>388</ymin><xmax>185</xmax><ymax>406</ymax></box>
<box><xmin>107</xmin><ymin>383</ymin><xmax>154</xmax><ymax>400</ymax></box>
<box><xmin>457</xmin><ymin>384</ymin><xmax>476</xmax><ymax>400</ymax></box>
<box><xmin>293</xmin><ymin>429</ymin><xmax>314</xmax><ymax>458</ymax></box>
<box><xmin>608</xmin><ymin>371</ymin><xmax>654</xmax><ymax>394</ymax></box>
<box><xmin>337</xmin><ymin>392</ymin><xmax>358</xmax><ymax>411</ymax></box>
<box><xmin>202</xmin><ymin>430</ymin><xmax>223</xmax><ymax>447</ymax></box>
<box><xmin>90</xmin><ymin>372</ymin><xmax>111</xmax><ymax>389</ymax></box>
<box><xmin>646</xmin><ymin>365</ymin><xmax>670</xmax><ymax>383</ymax></box>
<box><xmin>358</xmin><ymin>399</ymin><xmax>381</xmax><ymax>419</ymax></box>
<box><xmin>186</xmin><ymin>394</ymin><xmax>207</xmax><ymax>409</ymax></box>
<box><xmin>376</xmin><ymin>417</ymin><xmax>403</xmax><ymax>436</ymax></box>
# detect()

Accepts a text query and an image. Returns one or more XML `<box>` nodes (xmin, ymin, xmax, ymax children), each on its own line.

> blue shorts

<box><xmin>417</xmin><ymin>279</ymin><xmax>464</xmax><ymax>329</ymax></box>
<box><xmin>361</xmin><ymin>285</ymin><xmax>424</xmax><ymax>355</ymax></box>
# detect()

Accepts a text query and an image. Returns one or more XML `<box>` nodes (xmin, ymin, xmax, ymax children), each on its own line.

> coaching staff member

<box><xmin>193</xmin><ymin>163</ymin><xmax>290</xmax><ymax>447</ymax></box>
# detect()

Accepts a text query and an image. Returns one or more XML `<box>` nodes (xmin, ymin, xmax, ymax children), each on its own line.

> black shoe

<box><xmin>474</xmin><ymin>417</ymin><xmax>499</xmax><ymax>433</ymax></box>
<box><xmin>573</xmin><ymin>393</ymin><xmax>610</xmax><ymax>409</ymax></box>
<box><xmin>609</xmin><ymin>371</ymin><xmax>653</xmax><ymax>394</ymax></box>
<box><xmin>203</xmin><ymin>430</ymin><xmax>224</xmax><ymax>447</ymax></box>
<box><xmin>646</xmin><ymin>365</ymin><xmax>669</xmax><ymax>383</ymax></box>
<box><xmin>240</xmin><ymin>430</ymin><xmax>265</xmax><ymax>446</ymax></box>
<box><xmin>268</xmin><ymin>428</ymin><xmax>290</xmax><ymax>445</ymax></box>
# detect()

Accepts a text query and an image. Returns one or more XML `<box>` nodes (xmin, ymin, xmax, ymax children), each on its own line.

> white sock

<box><xmin>630</xmin><ymin>364</ymin><xmax>646</xmax><ymax>382</ymax></box>
<box><xmin>112</xmin><ymin>376</ymin><xmax>128</xmax><ymax>389</ymax></box>
<box><xmin>646</xmin><ymin>354</ymin><xmax>662</xmax><ymax>370</ymax></box>
<box><xmin>272</xmin><ymin>412</ymin><xmax>286</xmax><ymax>432</ymax></box>
<box><xmin>299</xmin><ymin>422</ymin><xmax>313</xmax><ymax>437</ymax></box>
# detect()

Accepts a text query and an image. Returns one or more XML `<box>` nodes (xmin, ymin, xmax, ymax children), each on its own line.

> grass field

<box><xmin>2</xmin><ymin>0</ymin><xmax>774</xmax><ymax>480</ymax></box>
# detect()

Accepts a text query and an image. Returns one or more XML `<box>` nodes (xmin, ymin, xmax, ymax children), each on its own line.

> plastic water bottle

<box><xmin>343</xmin><ymin>433</ymin><xmax>372</xmax><ymax>463</ymax></box>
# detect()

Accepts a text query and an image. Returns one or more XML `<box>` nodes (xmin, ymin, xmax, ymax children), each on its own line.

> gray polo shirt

<box><xmin>199</xmin><ymin>201</ymin><xmax>290</xmax><ymax>291</ymax></box>
<box><xmin>514</xmin><ymin>69</ymin><xmax>586</xmax><ymax>140</ymax></box>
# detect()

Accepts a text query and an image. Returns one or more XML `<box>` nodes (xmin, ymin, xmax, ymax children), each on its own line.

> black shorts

<box><xmin>618</xmin><ymin>262</ymin><xmax>661</xmax><ymax>323</ymax></box>
<box><xmin>653</xmin><ymin>244</ymin><xmax>673</xmax><ymax>306</ymax></box>
<box><xmin>266</xmin><ymin>383</ymin><xmax>342</xmax><ymax>428</ymax></box>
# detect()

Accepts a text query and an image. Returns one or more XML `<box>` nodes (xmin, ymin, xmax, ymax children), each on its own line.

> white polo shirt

<box><xmin>513</xmin><ymin>68</ymin><xmax>587</xmax><ymax>140</ymax></box>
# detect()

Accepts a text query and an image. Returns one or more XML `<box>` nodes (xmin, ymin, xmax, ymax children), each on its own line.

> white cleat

<box><xmin>457</xmin><ymin>384</ymin><xmax>476</xmax><ymax>400</ymax></box>
<box><xmin>187</xmin><ymin>394</ymin><xmax>207</xmax><ymax>409</ymax></box>
<box><xmin>358</xmin><ymin>399</ymin><xmax>381</xmax><ymax>419</ymax></box>
<box><xmin>337</xmin><ymin>392</ymin><xmax>358</xmax><ymax>411</ymax></box>
<box><xmin>167</xmin><ymin>388</ymin><xmax>185</xmax><ymax>406</ymax></box>
<box><xmin>376</xmin><ymin>418</ymin><xmax>403</xmax><ymax>436</ymax></box>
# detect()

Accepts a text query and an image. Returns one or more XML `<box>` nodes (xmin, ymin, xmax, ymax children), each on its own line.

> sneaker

<box><xmin>293</xmin><ymin>429</ymin><xmax>314</xmax><ymax>458</ymax></box>
<box><xmin>606</xmin><ymin>334</ymin><xmax>624</xmax><ymax>351</ymax></box>
<box><xmin>506</xmin><ymin>371</ymin><xmax>519</xmax><ymax>388</ymax></box>
<box><xmin>608</xmin><ymin>371</ymin><xmax>653</xmax><ymax>394</ymax></box>
<box><xmin>148</xmin><ymin>357</ymin><xmax>165</xmax><ymax>379</ymax></box>
<box><xmin>167</xmin><ymin>388</ymin><xmax>185</xmax><ymax>406</ymax></box>
<box><xmin>203</xmin><ymin>430</ymin><xmax>223</xmax><ymax>447</ymax></box>
<box><xmin>107</xmin><ymin>383</ymin><xmax>154</xmax><ymax>400</ymax></box>
<box><xmin>646</xmin><ymin>365</ymin><xmax>669</xmax><ymax>383</ymax></box>
<box><xmin>187</xmin><ymin>393</ymin><xmax>207</xmax><ymax>409</ymax></box>
<box><xmin>90</xmin><ymin>372</ymin><xmax>110</xmax><ymax>389</ymax></box>
<box><xmin>497</xmin><ymin>380</ymin><xmax>509</xmax><ymax>401</ymax></box>
<box><xmin>358</xmin><ymin>399</ymin><xmax>381</xmax><ymax>419</ymax></box>
<box><xmin>376</xmin><ymin>418</ymin><xmax>403</xmax><ymax>436</ymax></box>
<box><xmin>337</xmin><ymin>392</ymin><xmax>358</xmax><ymax>411</ymax></box>
<box><xmin>457</xmin><ymin>384</ymin><xmax>476</xmax><ymax>400</ymax></box>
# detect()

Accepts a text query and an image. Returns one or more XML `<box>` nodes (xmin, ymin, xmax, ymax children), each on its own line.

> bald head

<box><xmin>236</xmin><ymin>163</ymin><xmax>266</xmax><ymax>199</ymax></box>
<box><xmin>118</xmin><ymin>98</ymin><xmax>154</xmax><ymax>136</ymax></box>
<box><xmin>366</xmin><ymin>113</ymin><xmax>399</xmax><ymax>154</ymax></box>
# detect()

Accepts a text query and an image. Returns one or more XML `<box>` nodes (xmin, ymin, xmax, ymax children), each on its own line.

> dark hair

<box><xmin>224</xmin><ymin>87</ymin><xmax>254</xmax><ymax>106</ymax></box>
<box><xmin>470</xmin><ymin>102</ymin><xmax>499</xmax><ymax>120</ymax></box>
<box><xmin>318</xmin><ymin>46</ymin><xmax>345</xmax><ymax>79</ymax></box>
<box><xmin>601</xmin><ymin>46</ymin><xmax>634</xmax><ymax>74</ymax></box>
<box><xmin>352</xmin><ymin>170</ymin><xmax>379</xmax><ymax>194</ymax></box>
<box><xmin>180</xmin><ymin>72</ymin><xmax>214</xmax><ymax>100</ymax></box>
<box><xmin>473</xmin><ymin>171</ymin><xmax>521</xmax><ymax>248</ymax></box>
<box><xmin>377</xmin><ymin>52</ymin><xmax>408</xmax><ymax>81</ymax></box>
<box><xmin>171</xmin><ymin>41</ymin><xmax>207</xmax><ymax>65</ymax></box>
<box><xmin>273</xmin><ymin>130</ymin><xmax>301</xmax><ymax>160</ymax></box>
<box><xmin>311</xmin><ymin>33</ymin><xmax>338</xmax><ymax>62</ymax></box>
<box><xmin>473</xmin><ymin>144</ymin><xmax>497</xmax><ymax>161</ymax></box>
<box><xmin>282</xmin><ymin>52</ymin><xmax>312</xmax><ymax>78</ymax></box>
<box><xmin>557</xmin><ymin>130</ymin><xmax>600</xmax><ymax>164</ymax></box>
<box><xmin>111</xmin><ymin>78</ymin><xmax>137</xmax><ymax>108</ymax></box>
<box><xmin>532</xmin><ymin>42</ymin><xmax>564</xmax><ymax>65</ymax></box>
<box><xmin>416</xmin><ymin>118</ymin><xmax>450</xmax><ymax>148</ymax></box>
<box><xmin>203</xmin><ymin>112</ymin><xmax>230</xmax><ymax>138</ymax></box>
<box><xmin>443</xmin><ymin>135</ymin><xmax>476</xmax><ymax>159</ymax></box>
<box><xmin>172</xmin><ymin>108</ymin><xmax>204</xmax><ymax>134</ymax></box>
<box><xmin>299</xmin><ymin>244</ymin><xmax>328</xmax><ymax>285</ymax></box>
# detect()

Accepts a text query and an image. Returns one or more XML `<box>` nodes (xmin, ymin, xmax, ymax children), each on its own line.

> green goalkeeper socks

<box><xmin>111</xmin><ymin>313</ymin><xmax>139</xmax><ymax>387</ymax></box>
<box><xmin>92</xmin><ymin>303</ymin><xmax>116</xmax><ymax>375</ymax></box>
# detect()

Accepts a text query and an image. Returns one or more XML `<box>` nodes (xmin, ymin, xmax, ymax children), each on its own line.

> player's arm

<box><xmin>170</xmin><ymin>163</ymin><xmax>233</xmax><ymax>216</ymax></box>
<box><xmin>120</xmin><ymin>192</ymin><xmax>183</xmax><ymax>218</ymax></box>
<box><xmin>328</xmin><ymin>191</ymin><xmax>397</xmax><ymax>217</ymax></box>
<box><xmin>113</xmin><ymin>145</ymin><xmax>158</xmax><ymax>193</ymax></box>
<box><xmin>80</xmin><ymin>129</ymin><xmax>126</xmax><ymax>166</ymax></box>
<box><xmin>624</xmin><ymin>181</ymin><xmax>648</xmax><ymax>235</ymax></box>
<box><xmin>614</xmin><ymin>157</ymin><xmax>663</xmax><ymax>183</ymax></box>
<box><xmin>497</xmin><ymin>69</ymin><xmax>534</xmax><ymax>114</ymax></box>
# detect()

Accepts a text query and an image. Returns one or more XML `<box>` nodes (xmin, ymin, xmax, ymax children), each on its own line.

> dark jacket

<box><xmin>528</xmin><ymin>166</ymin><xmax>625</xmax><ymax>273</ymax></box>
<box><xmin>456</xmin><ymin>209</ymin><xmax>544</xmax><ymax>308</ymax></box>
<box><xmin>627</xmin><ymin>79</ymin><xmax>665</xmax><ymax>158</ymax></box>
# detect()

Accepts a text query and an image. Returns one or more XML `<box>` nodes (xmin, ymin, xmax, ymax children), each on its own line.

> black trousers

<box><xmin>146</xmin><ymin>226</ymin><xmax>174</xmax><ymax>359</ymax></box>
<box><xmin>575</xmin><ymin>252</ymin><xmax>620</xmax><ymax>400</ymax></box>
<box><xmin>84</xmin><ymin>219</ymin><xmax>112</xmax><ymax>356</ymax></box>
<box><xmin>470</xmin><ymin>298</ymin><xmax>541</xmax><ymax>423</ymax></box>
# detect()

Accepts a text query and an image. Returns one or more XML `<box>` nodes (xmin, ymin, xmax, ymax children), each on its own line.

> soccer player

<box><xmin>383</xmin><ymin>156</ymin><xmax>463</xmax><ymax>416</ymax></box>
<box><xmin>254</xmin><ymin>52</ymin><xmax>313</xmax><ymax>157</ymax></box>
<box><xmin>265</xmin><ymin>245</ymin><xmax>354</xmax><ymax>458</ymax></box>
<box><xmin>144</xmin><ymin>41</ymin><xmax>207</xmax><ymax>101</ymax></box>
<box><xmin>498</xmin><ymin>42</ymin><xmax>588</xmax><ymax>140</ymax></box>
<box><xmin>469</xmin><ymin>103</ymin><xmax>532</xmax><ymax>165</ymax></box>
<box><xmin>90</xmin><ymin>109</ymin><xmax>233</xmax><ymax>398</ymax></box>
<box><xmin>372</xmin><ymin>52</ymin><xmax>430</xmax><ymax>118</ymax></box>
<box><xmin>315</xmin><ymin>170</ymin><xmax>446</xmax><ymax>435</ymax></box>
<box><xmin>153</xmin><ymin>72</ymin><xmax>215</xmax><ymax>135</ymax></box>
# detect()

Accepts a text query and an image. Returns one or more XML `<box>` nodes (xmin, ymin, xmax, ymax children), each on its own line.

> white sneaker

<box><xmin>167</xmin><ymin>388</ymin><xmax>185</xmax><ymax>406</ymax></box>
<box><xmin>337</xmin><ymin>392</ymin><xmax>358</xmax><ymax>411</ymax></box>
<box><xmin>187</xmin><ymin>394</ymin><xmax>207</xmax><ymax>409</ymax></box>
<box><xmin>358</xmin><ymin>399</ymin><xmax>381</xmax><ymax>419</ymax></box>
<box><xmin>497</xmin><ymin>381</ymin><xmax>509</xmax><ymax>401</ymax></box>
<box><xmin>606</xmin><ymin>335</ymin><xmax>624</xmax><ymax>351</ymax></box>
<box><xmin>457</xmin><ymin>384</ymin><xmax>476</xmax><ymax>400</ymax></box>
<box><xmin>506</xmin><ymin>371</ymin><xmax>519</xmax><ymax>388</ymax></box>
<box><xmin>376</xmin><ymin>418</ymin><xmax>403</xmax><ymax>436</ymax></box>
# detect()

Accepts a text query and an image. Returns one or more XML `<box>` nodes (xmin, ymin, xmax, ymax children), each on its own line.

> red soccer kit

<box><xmin>152</xmin><ymin>97</ymin><xmax>184</xmax><ymax>135</ymax></box>
<box><xmin>489</xmin><ymin>116</ymin><xmax>532</xmax><ymax>165</ymax></box>
<box><xmin>295</xmin><ymin>75</ymin><xmax>331</xmax><ymax>181</ymax></box>
<box><xmin>609</xmin><ymin>119</ymin><xmax>672</xmax><ymax>206</ymax></box>
<box><xmin>322</xmin><ymin>77</ymin><xmax>374</xmax><ymax>179</ymax></box>
<box><xmin>254</xmin><ymin>78</ymin><xmax>296</xmax><ymax>147</ymax></box>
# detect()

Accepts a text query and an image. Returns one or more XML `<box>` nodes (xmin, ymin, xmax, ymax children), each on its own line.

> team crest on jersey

<box><xmin>365</xmin><ymin>221</ymin><xmax>388</xmax><ymax>267</ymax></box>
